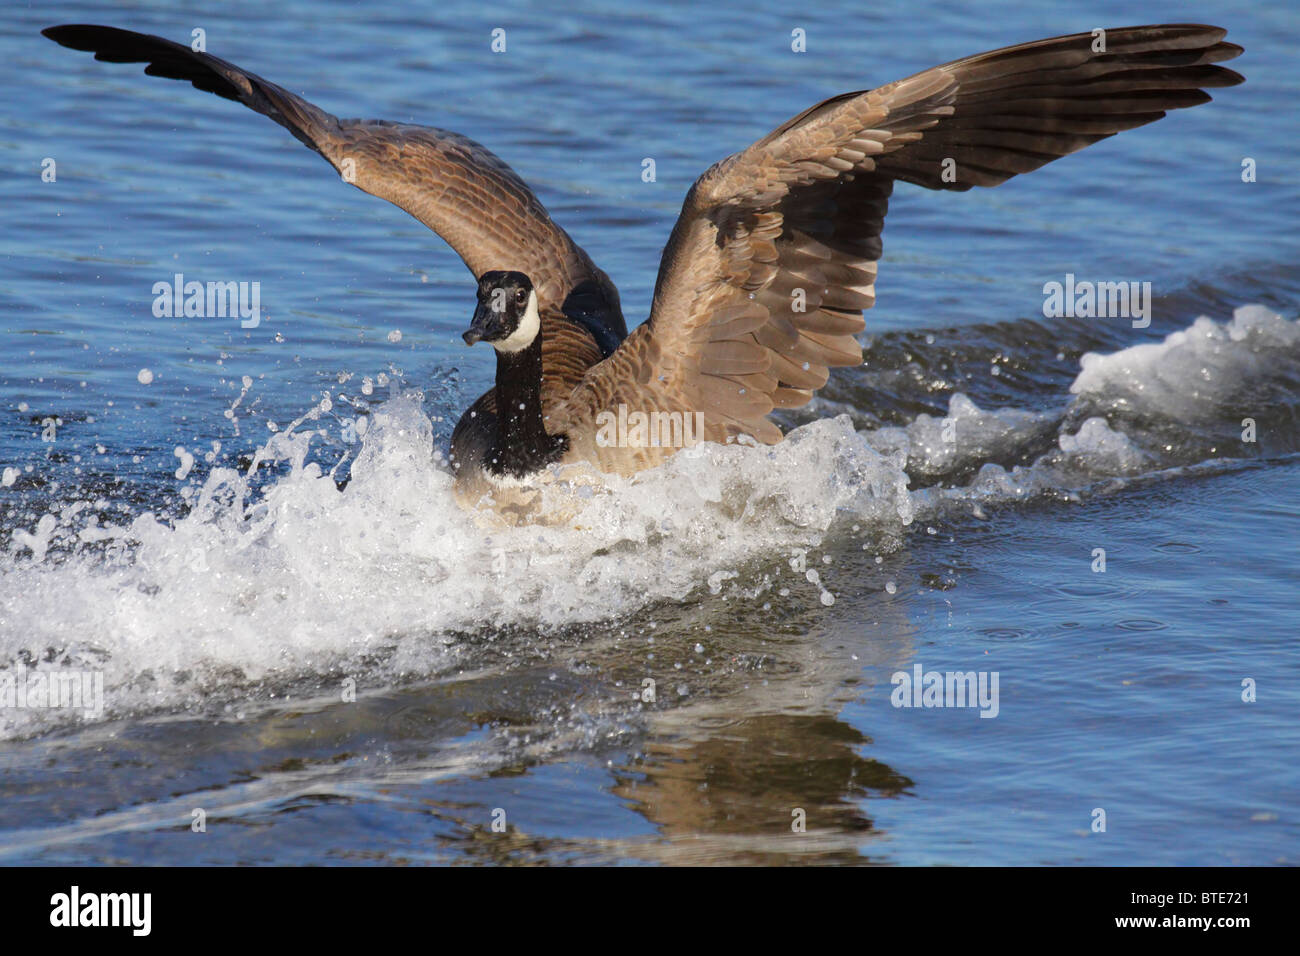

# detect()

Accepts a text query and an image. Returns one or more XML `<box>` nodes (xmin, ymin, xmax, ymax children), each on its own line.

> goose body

<box><xmin>44</xmin><ymin>23</ymin><xmax>1244</xmax><ymax>515</ymax></box>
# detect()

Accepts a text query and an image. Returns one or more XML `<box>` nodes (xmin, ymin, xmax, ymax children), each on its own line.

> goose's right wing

<box><xmin>562</xmin><ymin>23</ymin><xmax>1242</xmax><ymax>450</ymax></box>
<box><xmin>41</xmin><ymin>24</ymin><xmax>625</xmax><ymax>345</ymax></box>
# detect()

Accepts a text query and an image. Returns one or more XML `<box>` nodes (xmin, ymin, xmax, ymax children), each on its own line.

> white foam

<box><xmin>1</xmin><ymin>305</ymin><xmax>1294</xmax><ymax>738</ymax></box>
<box><xmin>1071</xmin><ymin>304</ymin><xmax>1300</xmax><ymax>421</ymax></box>
<box><xmin>1057</xmin><ymin>417</ymin><xmax>1151</xmax><ymax>474</ymax></box>
<box><xmin>0</xmin><ymin>395</ymin><xmax>914</xmax><ymax>737</ymax></box>
<box><xmin>867</xmin><ymin>392</ymin><xmax>1051</xmax><ymax>477</ymax></box>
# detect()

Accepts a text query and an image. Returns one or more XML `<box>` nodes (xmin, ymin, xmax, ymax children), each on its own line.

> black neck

<box><xmin>490</xmin><ymin>334</ymin><xmax>565</xmax><ymax>477</ymax></box>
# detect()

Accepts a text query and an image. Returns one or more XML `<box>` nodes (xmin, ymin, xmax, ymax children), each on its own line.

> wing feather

<box><xmin>557</xmin><ymin>23</ymin><xmax>1242</xmax><ymax>469</ymax></box>
<box><xmin>41</xmin><ymin>23</ymin><xmax>626</xmax><ymax>344</ymax></box>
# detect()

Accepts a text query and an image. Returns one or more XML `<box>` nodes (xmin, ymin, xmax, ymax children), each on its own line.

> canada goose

<box><xmin>41</xmin><ymin>21</ymin><xmax>629</xmax><ymax>483</ymax></box>
<box><xmin>45</xmin><ymin>23</ymin><xmax>1243</xmax><ymax>510</ymax></box>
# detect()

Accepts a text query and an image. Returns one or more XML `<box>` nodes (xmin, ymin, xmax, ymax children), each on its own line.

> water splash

<box><xmin>1</xmin><ymin>305</ymin><xmax>1295</xmax><ymax>738</ymax></box>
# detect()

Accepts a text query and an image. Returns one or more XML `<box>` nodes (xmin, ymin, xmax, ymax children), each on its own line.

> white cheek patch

<box><xmin>492</xmin><ymin>290</ymin><xmax>541</xmax><ymax>353</ymax></box>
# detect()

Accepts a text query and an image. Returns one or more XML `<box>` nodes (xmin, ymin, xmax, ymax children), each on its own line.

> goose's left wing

<box><xmin>563</xmin><ymin>23</ymin><xmax>1242</xmax><ymax>448</ymax></box>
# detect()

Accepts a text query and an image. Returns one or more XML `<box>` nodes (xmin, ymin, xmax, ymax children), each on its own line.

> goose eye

<box><xmin>515</xmin><ymin>288</ymin><xmax>528</xmax><ymax>306</ymax></box>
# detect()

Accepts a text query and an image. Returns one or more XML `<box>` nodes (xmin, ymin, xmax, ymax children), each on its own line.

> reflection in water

<box><xmin>0</xmin><ymin>544</ymin><xmax>925</xmax><ymax>865</ymax></box>
<box><xmin>598</xmin><ymin>560</ymin><xmax>919</xmax><ymax>863</ymax></box>
<box><xmin>612</xmin><ymin>714</ymin><xmax>912</xmax><ymax>864</ymax></box>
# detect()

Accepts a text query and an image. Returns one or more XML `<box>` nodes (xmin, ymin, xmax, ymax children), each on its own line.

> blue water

<box><xmin>0</xmin><ymin>0</ymin><xmax>1297</xmax><ymax>865</ymax></box>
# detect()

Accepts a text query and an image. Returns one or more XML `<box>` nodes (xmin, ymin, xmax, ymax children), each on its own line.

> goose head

<box><xmin>463</xmin><ymin>271</ymin><xmax>540</xmax><ymax>352</ymax></box>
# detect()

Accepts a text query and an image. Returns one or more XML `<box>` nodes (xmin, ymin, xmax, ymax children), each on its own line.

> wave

<box><xmin>0</xmin><ymin>304</ymin><xmax>1296</xmax><ymax>738</ymax></box>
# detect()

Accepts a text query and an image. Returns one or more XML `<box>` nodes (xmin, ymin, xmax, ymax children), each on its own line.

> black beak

<box><xmin>463</xmin><ymin>302</ymin><xmax>495</xmax><ymax>346</ymax></box>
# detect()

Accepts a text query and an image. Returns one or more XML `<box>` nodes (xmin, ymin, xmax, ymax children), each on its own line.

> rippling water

<box><xmin>1</xmin><ymin>0</ymin><xmax>1298</xmax><ymax>865</ymax></box>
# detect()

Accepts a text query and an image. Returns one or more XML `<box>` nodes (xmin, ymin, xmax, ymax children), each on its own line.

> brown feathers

<box><xmin>44</xmin><ymin>22</ymin><xmax>1245</xmax><ymax>493</ymax></box>
<box><xmin>41</xmin><ymin>23</ymin><xmax>626</xmax><ymax>345</ymax></box>
<box><xmin>548</xmin><ymin>23</ymin><xmax>1243</xmax><ymax>478</ymax></box>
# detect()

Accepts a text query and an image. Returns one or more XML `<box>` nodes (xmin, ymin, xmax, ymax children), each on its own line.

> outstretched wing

<box><xmin>564</xmin><ymin>23</ymin><xmax>1242</xmax><ymax>453</ymax></box>
<box><xmin>41</xmin><ymin>24</ymin><xmax>626</xmax><ymax>345</ymax></box>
